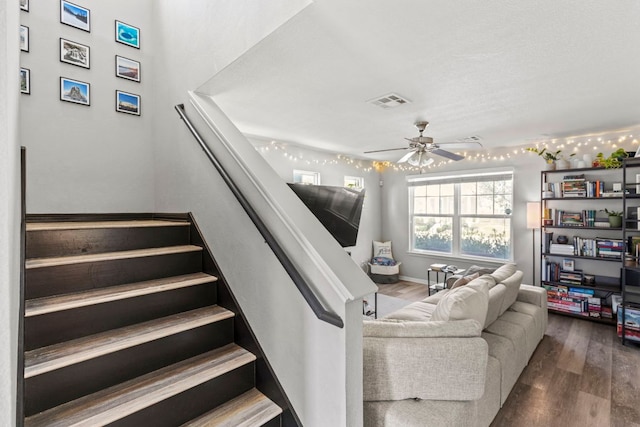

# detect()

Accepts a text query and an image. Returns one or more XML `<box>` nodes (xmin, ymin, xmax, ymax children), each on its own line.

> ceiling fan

<box><xmin>364</xmin><ymin>121</ymin><xmax>483</xmax><ymax>167</ymax></box>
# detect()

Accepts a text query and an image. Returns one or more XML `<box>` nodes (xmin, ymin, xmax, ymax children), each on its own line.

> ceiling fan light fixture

<box><xmin>407</xmin><ymin>151</ymin><xmax>434</xmax><ymax>167</ymax></box>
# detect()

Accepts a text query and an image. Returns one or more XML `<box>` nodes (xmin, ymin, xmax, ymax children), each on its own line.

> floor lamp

<box><xmin>526</xmin><ymin>202</ymin><xmax>540</xmax><ymax>286</ymax></box>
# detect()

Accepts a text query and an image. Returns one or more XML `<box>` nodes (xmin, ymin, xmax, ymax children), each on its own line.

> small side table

<box><xmin>427</xmin><ymin>268</ymin><xmax>465</xmax><ymax>295</ymax></box>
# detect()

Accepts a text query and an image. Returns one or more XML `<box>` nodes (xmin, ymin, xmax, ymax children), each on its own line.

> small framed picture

<box><xmin>116</xmin><ymin>90</ymin><xmax>140</xmax><ymax>116</ymax></box>
<box><xmin>115</xmin><ymin>20</ymin><xmax>140</xmax><ymax>49</ymax></box>
<box><xmin>562</xmin><ymin>258</ymin><xmax>575</xmax><ymax>272</ymax></box>
<box><xmin>20</xmin><ymin>68</ymin><xmax>30</xmax><ymax>94</ymax></box>
<box><xmin>20</xmin><ymin>0</ymin><xmax>29</xmax><ymax>12</ymax></box>
<box><xmin>115</xmin><ymin>56</ymin><xmax>140</xmax><ymax>82</ymax></box>
<box><xmin>60</xmin><ymin>38</ymin><xmax>90</xmax><ymax>69</ymax></box>
<box><xmin>60</xmin><ymin>77</ymin><xmax>90</xmax><ymax>106</ymax></box>
<box><xmin>60</xmin><ymin>1</ymin><xmax>90</xmax><ymax>32</ymax></box>
<box><xmin>19</xmin><ymin>25</ymin><xmax>29</xmax><ymax>52</ymax></box>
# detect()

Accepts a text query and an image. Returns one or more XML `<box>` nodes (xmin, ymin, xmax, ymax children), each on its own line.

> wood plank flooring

<box><xmin>376</xmin><ymin>280</ymin><xmax>640</xmax><ymax>427</ymax></box>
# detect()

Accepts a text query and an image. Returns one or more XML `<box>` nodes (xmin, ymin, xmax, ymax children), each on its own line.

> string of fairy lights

<box><xmin>254</xmin><ymin>128</ymin><xmax>640</xmax><ymax>173</ymax></box>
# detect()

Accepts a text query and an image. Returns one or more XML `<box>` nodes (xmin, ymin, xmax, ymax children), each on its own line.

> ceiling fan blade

<box><xmin>398</xmin><ymin>150</ymin><xmax>417</xmax><ymax>164</ymax></box>
<box><xmin>431</xmin><ymin>148</ymin><xmax>464</xmax><ymax>161</ymax></box>
<box><xmin>435</xmin><ymin>141</ymin><xmax>483</xmax><ymax>150</ymax></box>
<box><xmin>364</xmin><ymin>147</ymin><xmax>409</xmax><ymax>154</ymax></box>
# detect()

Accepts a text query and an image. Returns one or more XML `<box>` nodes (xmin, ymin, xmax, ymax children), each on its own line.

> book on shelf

<box><xmin>617</xmin><ymin>306</ymin><xmax>640</xmax><ymax>342</ymax></box>
<box><xmin>549</xmin><ymin>243</ymin><xmax>575</xmax><ymax>255</ymax></box>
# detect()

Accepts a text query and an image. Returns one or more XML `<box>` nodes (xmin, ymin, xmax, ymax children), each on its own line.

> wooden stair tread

<box><xmin>25</xmin><ymin>273</ymin><xmax>218</xmax><ymax>317</ymax></box>
<box><xmin>25</xmin><ymin>245</ymin><xmax>203</xmax><ymax>269</ymax></box>
<box><xmin>181</xmin><ymin>388</ymin><xmax>282</xmax><ymax>427</ymax></box>
<box><xmin>24</xmin><ymin>344</ymin><xmax>256</xmax><ymax>427</ymax></box>
<box><xmin>25</xmin><ymin>306</ymin><xmax>234</xmax><ymax>379</ymax></box>
<box><xmin>26</xmin><ymin>220</ymin><xmax>189</xmax><ymax>231</ymax></box>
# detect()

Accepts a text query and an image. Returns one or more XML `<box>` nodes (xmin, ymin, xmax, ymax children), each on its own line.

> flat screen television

<box><xmin>288</xmin><ymin>183</ymin><xmax>365</xmax><ymax>247</ymax></box>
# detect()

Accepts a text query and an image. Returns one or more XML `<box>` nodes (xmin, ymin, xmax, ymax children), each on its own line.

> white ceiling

<box><xmin>198</xmin><ymin>0</ymin><xmax>640</xmax><ymax>162</ymax></box>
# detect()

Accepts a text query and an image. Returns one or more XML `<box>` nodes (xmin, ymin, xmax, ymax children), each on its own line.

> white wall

<box><xmin>380</xmin><ymin>155</ymin><xmax>541</xmax><ymax>285</ymax></box>
<box><xmin>0</xmin><ymin>2</ymin><xmax>21</xmax><ymax>425</ymax></box>
<box><xmin>19</xmin><ymin>0</ymin><xmax>155</xmax><ymax>213</ymax></box>
<box><xmin>251</xmin><ymin>138</ymin><xmax>383</xmax><ymax>268</ymax></box>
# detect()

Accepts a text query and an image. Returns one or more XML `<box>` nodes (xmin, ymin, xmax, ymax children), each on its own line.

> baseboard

<box><xmin>399</xmin><ymin>275</ymin><xmax>429</xmax><ymax>285</ymax></box>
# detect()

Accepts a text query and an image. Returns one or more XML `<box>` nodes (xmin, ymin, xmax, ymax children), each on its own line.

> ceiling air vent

<box><xmin>368</xmin><ymin>93</ymin><xmax>411</xmax><ymax>109</ymax></box>
<box><xmin>458</xmin><ymin>136</ymin><xmax>482</xmax><ymax>142</ymax></box>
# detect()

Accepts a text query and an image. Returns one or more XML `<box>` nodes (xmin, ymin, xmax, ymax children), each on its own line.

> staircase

<box><xmin>22</xmin><ymin>216</ymin><xmax>283</xmax><ymax>427</ymax></box>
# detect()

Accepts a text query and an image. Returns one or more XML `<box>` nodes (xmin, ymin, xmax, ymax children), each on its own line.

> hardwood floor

<box><xmin>376</xmin><ymin>280</ymin><xmax>640</xmax><ymax>427</ymax></box>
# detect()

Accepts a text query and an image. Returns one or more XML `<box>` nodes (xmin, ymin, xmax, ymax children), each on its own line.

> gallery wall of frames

<box><xmin>19</xmin><ymin>0</ymin><xmax>142</xmax><ymax>116</ymax></box>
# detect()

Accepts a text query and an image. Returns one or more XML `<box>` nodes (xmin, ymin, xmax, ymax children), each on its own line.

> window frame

<box><xmin>293</xmin><ymin>169</ymin><xmax>321</xmax><ymax>185</ymax></box>
<box><xmin>407</xmin><ymin>168</ymin><xmax>514</xmax><ymax>262</ymax></box>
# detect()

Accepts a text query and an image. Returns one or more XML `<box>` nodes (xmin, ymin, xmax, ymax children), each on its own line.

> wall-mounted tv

<box><xmin>288</xmin><ymin>183</ymin><xmax>365</xmax><ymax>248</ymax></box>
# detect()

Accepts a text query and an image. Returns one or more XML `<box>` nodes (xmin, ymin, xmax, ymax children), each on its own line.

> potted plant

<box><xmin>593</xmin><ymin>148</ymin><xmax>629</xmax><ymax>169</ymax></box>
<box><xmin>526</xmin><ymin>147</ymin><xmax>561</xmax><ymax>170</ymax></box>
<box><xmin>526</xmin><ymin>147</ymin><xmax>574</xmax><ymax>170</ymax></box>
<box><xmin>602</xmin><ymin>208</ymin><xmax>623</xmax><ymax>228</ymax></box>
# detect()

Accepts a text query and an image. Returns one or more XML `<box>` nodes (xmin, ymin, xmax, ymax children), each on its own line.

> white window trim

<box><xmin>407</xmin><ymin>167</ymin><xmax>514</xmax><ymax>262</ymax></box>
<box><xmin>344</xmin><ymin>175</ymin><xmax>364</xmax><ymax>190</ymax></box>
<box><xmin>293</xmin><ymin>169</ymin><xmax>321</xmax><ymax>185</ymax></box>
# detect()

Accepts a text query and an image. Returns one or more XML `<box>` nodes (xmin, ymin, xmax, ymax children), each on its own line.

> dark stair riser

<box><xmin>26</xmin><ymin>226</ymin><xmax>190</xmax><ymax>259</ymax></box>
<box><xmin>25</xmin><ymin>284</ymin><xmax>217</xmax><ymax>350</ymax></box>
<box><xmin>24</xmin><ymin>319</ymin><xmax>234</xmax><ymax>416</ymax></box>
<box><xmin>26</xmin><ymin>251</ymin><xmax>203</xmax><ymax>299</ymax></box>
<box><xmin>108</xmin><ymin>363</ymin><xmax>256</xmax><ymax>427</ymax></box>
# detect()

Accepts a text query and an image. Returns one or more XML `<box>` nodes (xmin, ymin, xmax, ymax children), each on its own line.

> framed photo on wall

<box><xmin>115</xmin><ymin>90</ymin><xmax>140</xmax><ymax>116</ymax></box>
<box><xmin>20</xmin><ymin>0</ymin><xmax>29</xmax><ymax>12</ymax></box>
<box><xmin>115</xmin><ymin>56</ymin><xmax>140</xmax><ymax>82</ymax></box>
<box><xmin>60</xmin><ymin>77</ymin><xmax>90</xmax><ymax>106</ymax></box>
<box><xmin>115</xmin><ymin>20</ymin><xmax>139</xmax><ymax>49</ymax></box>
<box><xmin>60</xmin><ymin>1</ymin><xmax>90</xmax><ymax>32</ymax></box>
<box><xmin>60</xmin><ymin>38</ymin><xmax>90</xmax><ymax>69</ymax></box>
<box><xmin>20</xmin><ymin>25</ymin><xmax>29</xmax><ymax>52</ymax></box>
<box><xmin>20</xmin><ymin>68</ymin><xmax>30</xmax><ymax>94</ymax></box>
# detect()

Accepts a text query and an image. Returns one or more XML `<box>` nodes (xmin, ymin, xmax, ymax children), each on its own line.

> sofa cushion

<box><xmin>384</xmin><ymin>300</ymin><xmax>438</xmax><ymax>321</ymax></box>
<box><xmin>489</xmin><ymin>263</ymin><xmax>517</xmax><ymax>284</ymax></box>
<box><xmin>499</xmin><ymin>270</ymin><xmax>524</xmax><ymax>314</ymax></box>
<box><xmin>431</xmin><ymin>280</ymin><xmax>489</xmax><ymax>327</ymax></box>
<box><xmin>486</xmin><ymin>284</ymin><xmax>507</xmax><ymax>327</ymax></box>
<box><xmin>450</xmin><ymin>272</ymin><xmax>480</xmax><ymax>289</ymax></box>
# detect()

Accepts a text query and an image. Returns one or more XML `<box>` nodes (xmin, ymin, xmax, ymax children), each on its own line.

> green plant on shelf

<box><xmin>593</xmin><ymin>148</ymin><xmax>628</xmax><ymax>169</ymax></box>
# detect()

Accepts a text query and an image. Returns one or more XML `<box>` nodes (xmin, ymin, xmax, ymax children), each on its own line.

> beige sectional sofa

<box><xmin>363</xmin><ymin>264</ymin><xmax>547</xmax><ymax>427</ymax></box>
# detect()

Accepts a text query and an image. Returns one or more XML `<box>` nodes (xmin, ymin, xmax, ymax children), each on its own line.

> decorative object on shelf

<box><xmin>20</xmin><ymin>68</ymin><xmax>30</xmax><ymax>94</ymax></box>
<box><xmin>19</xmin><ymin>25</ymin><xmax>28</xmax><ymax>52</ymax></box>
<box><xmin>115</xmin><ymin>56</ymin><xmax>140</xmax><ymax>82</ymax></box>
<box><xmin>60</xmin><ymin>38</ymin><xmax>90</xmax><ymax>69</ymax></box>
<box><xmin>593</xmin><ymin>148</ymin><xmax>628</xmax><ymax>169</ymax></box>
<box><xmin>60</xmin><ymin>1</ymin><xmax>90</xmax><ymax>32</ymax></box>
<box><xmin>115</xmin><ymin>90</ymin><xmax>140</xmax><ymax>116</ymax></box>
<box><xmin>60</xmin><ymin>77</ymin><xmax>89</xmax><ymax>106</ymax></box>
<box><xmin>557</xmin><ymin>235</ymin><xmax>568</xmax><ymax>244</ymax></box>
<box><xmin>115</xmin><ymin>20</ymin><xmax>140</xmax><ymax>49</ymax></box>
<box><xmin>602</xmin><ymin>208</ymin><xmax>623</xmax><ymax>228</ymax></box>
<box><xmin>526</xmin><ymin>147</ymin><xmax>561</xmax><ymax>170</ymax></box>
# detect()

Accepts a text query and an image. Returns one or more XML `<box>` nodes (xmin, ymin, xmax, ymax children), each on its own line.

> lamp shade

<box><xmin>407</xmin><ymin>151</ymin><xmax>434</xmax><ymax>167</ymax></box>
<box><xmin>526</xmin><ymin>201</ymin><xmax>540</xmax><ymax>229</ymax></box>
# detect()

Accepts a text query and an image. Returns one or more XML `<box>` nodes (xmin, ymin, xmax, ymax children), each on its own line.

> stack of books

<box><xmin>544</xmin><ymin>284</ymin><xmax>588</xmax><ymax>315</ymax></box>
<box><xmin>596</xmin><ymin>239</ymin><xmax>625</xmax><ymax>259</ymax></box>
<box><xmin>617</xmin><ymin>306</ymin><xmax>640</xmax><ymax>342</ymax></box>
<box><xmin>562</xmin><ymin>175</ymin><xmax>587</xmax><ymax>197</ymax></box>
<box><xmin>549</xmin><ymin>243</ymin><xmax>575</xmax><ymax>255</ymax></box>
<box><xmin>558</xmin><ymin>270</ymin><xmax>583</xmax><ymax>286</ymax></box>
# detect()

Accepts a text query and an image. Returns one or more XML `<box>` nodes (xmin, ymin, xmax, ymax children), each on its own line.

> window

<box><xmin>409</xmin><ymin>169</ymin><xmax>513</xmax><ymax>261</ymax></box>
<box><xmin>293</xmin><ymin>170</ymin><xmax>320</xmax><ymax>185</ymax></box>
<box><xmin>344</xmin><ymin>176</ymin><xmax>364</xmax><ymax>190</ymax></box>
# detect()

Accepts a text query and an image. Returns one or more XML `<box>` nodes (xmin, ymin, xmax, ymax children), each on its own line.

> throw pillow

<box><xmin>430</xmin><ymin>279</ymin><xmax>489</xmax><ymax>327</ymax></box>
<box><xmin>450</xmin><ymin>272</ymin><xmax>480</xmax><ymax>289</ymax></box>
<box><xmin>489</xmin><ymin>263</ymin><xmax>517</xmax><ymax>284</ymax></box>
<box><xmin>464</xmin><ymin>265</ymin><xmax>496</xmax><ymax>276</ymax></box>
<box><xmin>373</xmin><ymin>241</ymin><xmax>393</xmax><ymax>259</ymax></box>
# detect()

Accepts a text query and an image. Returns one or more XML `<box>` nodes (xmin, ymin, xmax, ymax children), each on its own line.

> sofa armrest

<box><xmin>517</xmin><ymin>284</ymin><xmax>548</xmax><ymax>309</ymax></box>
<box><xmin>363</xmin><ymin>319</ymin><xmax>488</xmax><ymax>402</ymax></box>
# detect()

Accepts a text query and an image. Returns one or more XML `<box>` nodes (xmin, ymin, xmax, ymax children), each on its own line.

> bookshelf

<box><xmin>620</xmin><ymin>158</ymin><xmax>640</xmax><ymax>344</ymax></box>
<box><xmin>540</xmin><ymin>166</ymin><xmax>624</xmax><ymax>325</ymax></box>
